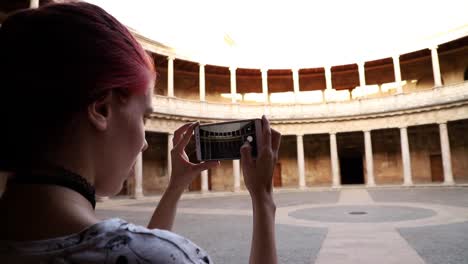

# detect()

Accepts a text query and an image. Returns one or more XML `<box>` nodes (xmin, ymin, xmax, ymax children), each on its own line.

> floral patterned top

<box><xmin>0</xmin><ymin>218</ymin><xmax>211</xmax><ymax>264</ymax></box>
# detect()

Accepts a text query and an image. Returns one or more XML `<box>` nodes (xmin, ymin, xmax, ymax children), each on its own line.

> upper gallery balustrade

<box><xmin>152</xmin><ymin>81</ymin><xmax>468</xmax><ymax>120</ymax></box>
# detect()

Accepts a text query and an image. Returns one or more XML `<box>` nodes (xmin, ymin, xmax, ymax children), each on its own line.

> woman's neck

<box><xmin>0</xmin><ymin>183</ymin><xmax>99</xmax><ymax>241</ymax></box>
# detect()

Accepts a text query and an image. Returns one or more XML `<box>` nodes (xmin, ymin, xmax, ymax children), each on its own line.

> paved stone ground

<box><xmin>96</xmin><ymin>187</ymin><xmax>468</xmax><ymax>264</ymax></box>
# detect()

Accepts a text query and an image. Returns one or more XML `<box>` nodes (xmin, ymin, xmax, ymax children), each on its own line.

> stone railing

<box><xmin>152</xmin><ymin>82</ymin><xmax>468</xmax><ymax>121</ymax></box>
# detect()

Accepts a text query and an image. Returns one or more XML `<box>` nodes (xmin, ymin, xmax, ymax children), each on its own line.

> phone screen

<box><xmin>198</xmin><ymin>119</ymin><xmax>260</xmax><ymax>160</ymax></box>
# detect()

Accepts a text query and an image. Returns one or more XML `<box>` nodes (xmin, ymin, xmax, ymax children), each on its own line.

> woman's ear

<box><xmin>88</xmin><ymin>92</ymin><xmax>113</xmax><ymax>131</ymax></box>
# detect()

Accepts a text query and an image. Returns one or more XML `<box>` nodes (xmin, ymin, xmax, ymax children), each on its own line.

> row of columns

<box><xmin>200</xmin><ymin>160</ymin><xmax>241</xmax><ymax>192</ymax></box>
<box><xmin>294</xmin><ymin>122</ymin><xmax>454</xmax><ymax>189</ymax></box>
<box><xmin>131</xmin><ymin>121</ymin><xmax>454</xmax><ymax>198</ymax></box>
<box><xmin>131</xmin><ymin>133</ymin><xmax>242</xmax><ymax>197</ymax></box>
<box><xmin>165</xmin><ymin>47</ymin><xmax>443</xmax><ymax>102</ymax></box>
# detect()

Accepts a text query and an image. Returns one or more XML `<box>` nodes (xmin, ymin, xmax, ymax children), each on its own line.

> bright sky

<box><xmin>86</xmin><ymin>0</ymin><xmax>468</xmax><ymax>69</ymax></box>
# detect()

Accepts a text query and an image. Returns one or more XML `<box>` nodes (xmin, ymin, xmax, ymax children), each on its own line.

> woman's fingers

<box><xmin>240</xmin><ymin>141</ymin><xmax>254</xmax><ymax>168</ymax></box>
<box><xmin>192</xmin><ymin>160</ymin><xmax>220</xmax><ymax>173</ymax></box>
<box><xmin>262</xmin><ymin>115</ymin><xmax>272</xmax><ymax>150</ymax></box>
<box><xmin>174</xmin><ymin>122</ymin><xmax>198</xmax><ymax>151</ymax></box>
<box><xmin>173</xmin><ymin>123</ymin><xmax>193</xmax><ymax>145</ymax></box>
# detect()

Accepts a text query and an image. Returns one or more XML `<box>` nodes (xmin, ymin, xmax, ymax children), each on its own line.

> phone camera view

<box><xmin>199</xmin><ymin>120</ymin><xmax>258</xmax><ymax>160</ymax></box>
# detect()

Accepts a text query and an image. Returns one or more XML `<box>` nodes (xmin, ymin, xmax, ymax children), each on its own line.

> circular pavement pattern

<box><xmin>96</xmin><ymin>188</ymin><xmax>468</xmax><ymax>263</ymax></box>
<box><xmin>289</xmin><ymin>205</ymin><xmax>437</xmax><ymax>223</ymax></box>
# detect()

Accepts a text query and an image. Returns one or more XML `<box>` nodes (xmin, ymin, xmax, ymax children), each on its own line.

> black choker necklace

<box><xmin>9</xmin><ymin>167</ymin><xmax>96</xmax><ymax>209</ymax></box>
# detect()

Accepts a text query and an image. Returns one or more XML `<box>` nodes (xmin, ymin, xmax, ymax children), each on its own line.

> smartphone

<box><xmin>195</xmin><ymin>119</ymin><xmax>263</xmax><ymax>161</ymax></box>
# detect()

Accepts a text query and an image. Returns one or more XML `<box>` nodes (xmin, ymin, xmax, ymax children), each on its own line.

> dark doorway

<box><xmin>339</xmin><ymin>154</ymin><xmax>364</xmax><ymax>184</ymax></box>
<box><xmin>337</xmin><ymin>132</ymin><xmax>365</xmax><ymax>185</ymax></box>
<box><xmin>430</xmin><ymin>154</ymin><xmax>443</xmax><ymax>182</ymax></box>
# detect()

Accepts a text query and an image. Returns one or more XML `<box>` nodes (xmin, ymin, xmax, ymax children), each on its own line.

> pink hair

<box><xmin>0</xmin><ymin>2</ymin><xmax>156</xmax><ymax>170</ymax></box>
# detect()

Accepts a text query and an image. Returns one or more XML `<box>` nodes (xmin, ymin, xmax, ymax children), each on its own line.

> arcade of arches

<box><xmin>122</xmin><ymin>35</ymin><xmax>468</xmax><ymax>197</ymax></box>
<box><xmin>131</xmin><ymin>119</ymin><xmax>468</xmax><ymax>195</ymax></box>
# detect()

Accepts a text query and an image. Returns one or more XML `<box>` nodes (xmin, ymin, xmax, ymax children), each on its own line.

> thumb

<box><xmin>193</xmin><ymin>160</ymin><xmax>220</xmax><ymax>174</ymax></box>
<box><xmin>240</xmin><ymin>141</ymin><xmax>254</xmax><ymax>166</ymax></box>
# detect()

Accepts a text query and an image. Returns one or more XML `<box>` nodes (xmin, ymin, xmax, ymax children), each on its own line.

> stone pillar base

<box><xmin>443</xmin><ymin>181</ymin><xmax>455</xmax><ymax>186</ymax></box>
<box><xmin>396</xmin><ymin>88</ymin><xmax>404</xmax><ymax>95</ymax></box>
<box><xmin>132</xmin><ymin>192</ymin><xmax>144</xmax><ymax>200</ymax></box>
<box><xmin>96</xmin><ymin>196</ymin><xmax>109</xmax><ymax>202</ymax></box>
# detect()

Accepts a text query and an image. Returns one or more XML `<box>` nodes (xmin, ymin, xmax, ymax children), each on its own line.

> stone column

<box><xmin>439</xmin><ymin>123</ymin><xmax>455</xmax><ymax>185</ymax></box>
<box><xmin>233</xmin><ymin>159</ymin><xmax>241</xmax><ymax>192</ymax></box>
<box><xmin>430</xmin><ymin>46</ymin><xmax>443</xmax><ymax>87</ymax></box>
<box><xmin>30</xmin><ymin>0</ymin><xmax>39</xmax><ymax>8</ymax></box>
<box><xmin>167</xmin><ymin>56</ymin><xmax>175</xmax><ymax>97</ymax></box>
<box><xmin>230</xmin><ymin>67</ymin><xmax>237</xmax><ymax>103</ymax></box>
<box><xmin>296</xmin><ymin>134</ymin><xmax>306</xmax><ymax>188</ymax></box>
<box><xmin>199</xmin><ymin>63</ymin><xmax>206</xmax><ymax>101</ymax></box>
<box><xmin>292</xmin><ymin>68</ymin><xmax>300</xmax><ymax>103</ymax></box>
<box><xmin>261</xmin><ymin>69</ymin><xmax>269</xmax><ymax>103</ymax></box>
<box><xmin>364</xmin><ymin>130</ymin><xmax>376</xmax><ymax>187</ymax></box>
<box><xmin>392</xmin><ymin>55</ymin><xmax>403</xmax><ymax>94</ymax></box>
<box><xmin>167</xmin><ymin>133</ymin><xmax>174</xmax><ymax>179</ymax></box>
<box><xmin>400</xmin><ymin>127</ymin><xmax>413</xmax><ymax>186</ymax></box>
<box><xmin>358</xmin><ymin>62</ymin><xmax>366</xmax><ymax>87</ymax></box>
<box><xmin>324</xmin><ymin>66</ymin><xmax>333</xmax><ymax>102</ymax></box>
<box><xmin>201</xmin><ymin>170</ymin><xmax>209</xmax><ymax>192</ymax></box>
<box><xmin>325</xmin><ymin>65</ymin><xmax>333</xmax><ymax>90</ymax></box>
<box><xmin>330</xmin><ymin>133</ymin><xmax>340</xmax><ymax>188</ymax></box>
<box><xmin>133</xmin><ymin>152</ymin><xmax>144</xmax><ymax>199</ymax></box>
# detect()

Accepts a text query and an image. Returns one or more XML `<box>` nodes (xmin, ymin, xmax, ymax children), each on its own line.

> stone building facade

<box><xmin>125</xmin><ymin>34</ymin><xmax>468</xmax><ymax>196</ymax></box>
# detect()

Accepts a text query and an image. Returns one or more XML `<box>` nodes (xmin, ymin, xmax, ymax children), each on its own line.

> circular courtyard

<box><xmin>96</xmin><ymin>187</ymin><xmax>468</xmax><ymax>264</ymax></box>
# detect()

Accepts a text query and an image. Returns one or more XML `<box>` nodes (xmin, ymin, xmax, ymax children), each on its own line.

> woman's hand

<box><xmin>168</xmin><ymin>122</ymin><xmax>220</xmax><ymax>192</ymax></box>
<box><xmin>148</xmin><ymin>122</ymin><xmax>219</xmax><ymax>230</ymax></box>
<box><xmin>240</xmin><ymin>115</ymin><xmax>281</xmax><ymax>199</ymax></box>
<box><xmin>240</xmin><ymin>115</ymin><xmax>281</xmax><ymax>264</ymax></box>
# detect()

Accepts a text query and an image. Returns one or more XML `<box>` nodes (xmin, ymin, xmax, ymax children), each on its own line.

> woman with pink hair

<box><xmin>0</xmin><ymin>2</ymin><xmax>280</xmax><ymax>263</ymax></box>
